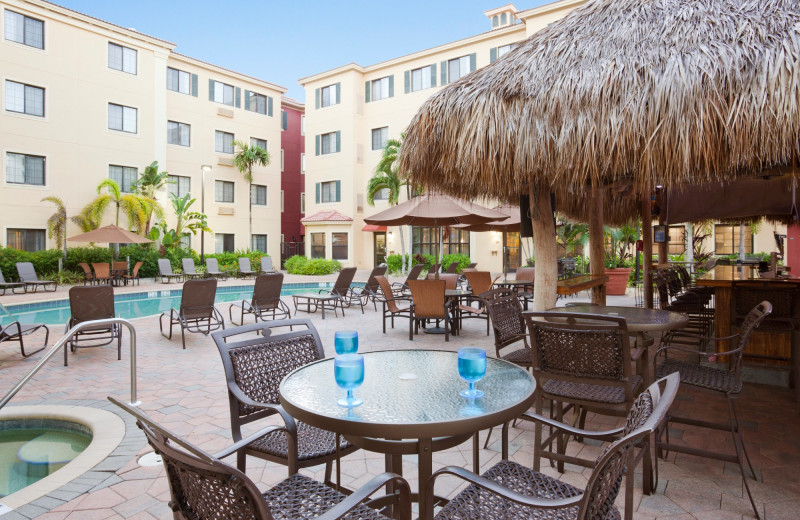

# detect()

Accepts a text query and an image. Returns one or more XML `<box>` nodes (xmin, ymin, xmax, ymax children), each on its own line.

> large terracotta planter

<box><xmin>605</xmin><ymin>267</ymin><xmax>632</xmax><ymax>295</ymax></box>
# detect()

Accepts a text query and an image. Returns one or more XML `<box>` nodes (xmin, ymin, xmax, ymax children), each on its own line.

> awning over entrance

<box><xmin>361</xmin><ymin>224</ymin><xmax>387</xmax><ymax>232</ymax></box>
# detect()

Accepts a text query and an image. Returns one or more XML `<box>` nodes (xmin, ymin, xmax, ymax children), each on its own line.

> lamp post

<box><xmin>200</xmin><ymin>165</ymin><xmax>212</xmax><ymax>263</ymax></box>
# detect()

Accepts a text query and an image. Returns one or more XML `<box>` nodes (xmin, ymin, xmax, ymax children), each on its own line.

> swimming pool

<box><xmin>0</xmin><ymin>282</ymin><xmax>359</xmax><ymax>326</ymax></box>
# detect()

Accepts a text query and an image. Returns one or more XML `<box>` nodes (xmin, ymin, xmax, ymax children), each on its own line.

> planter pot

<box><xmin>605</xmin><ymin>267</ymin><xmax>632</xmax><ymax>295</ymax></box>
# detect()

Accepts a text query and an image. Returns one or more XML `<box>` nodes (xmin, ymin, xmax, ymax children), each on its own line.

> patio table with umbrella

<box><xmin>67</xmin><ymin>225</ymin><xmax>153</xmax><ymax>283</ymax></box>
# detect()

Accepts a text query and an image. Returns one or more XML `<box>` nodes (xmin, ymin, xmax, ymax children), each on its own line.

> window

<box><xmin>215</xmin><ymin>131</ymin><xmax>234</xmax><ymax>154</ymax></box>
<box><xmin>167</xmin><ymin>67</ymin><xmax>190</xmax><ymax>94</ymax></box>
<box><xmin>280</xmin><ymin>190</ymin><xmax>284</xmax><ymax>212</ymax></box>
<box><xmin>215</xmin><ymin>180</ymin><xmax>234</xmax><ymax>203</ymax></box>
<box><xmin>167</xmin><ymin>175</ymin><xmax>190</xmax><ymax>198</ymax></box>
<box><xmin>212</xmin><ymin>80</ymin><xmax>234</xmax><ymax>106</ymax></box>
<box><xmin>320</xmin><ymin>132</ymin><xmax>338</xmax><ymax>155</ymax></box>
<box><xmin>371</xmin><ymin>127</ymin><xmax>388</xmax><ymax>151</ymax></box>
<box><xmin>320</xmin><ymin>84</ymin><xmax>338</xmax><ymax>108</ymax></box>
<box><xmin>108</xmin><ymin>103</ymin><xmax>137</xmax><ymax>133</ymax></box>
<box><xmin>4</xmin><ymin>10</ymin><xmax>44</xmax><ymax>49</ymax></box>
<box><xmin>448</xmin><ymin>55</ymin><xmax>472</xmax><ymax>82</ymax></box>
<box><xmin>319</xmin><ymin>180</ymin><xmax>339</xmax><ymax>203</ymax></box>
<box><xmin>108</xmin><ymin>42</ymin><xmax>136</xmax><ymax>74</ymax></box>
<box><xmin>250</xmin><ymin>137</ymin><xmax>267</xmax><ymax>151</ymax></box>
<box><xmin>215</xmin><ymin>233</ymin><xmax>234</xmax><ymax>253</ymax></box>
<box><xmin>280</xmin><ymin>149</ymin><xmax>285</xmax><ymax>171</ymax></box>
<box><xmin>301</xmin><ymin>154</ymin><xmax>305</xmax><ymax>172</ymax></box>
<box><xmin>5</xmin><ymin>80</ymin><xmax>44</xmax><ymax>117</ymax></box>
<box><xmin>251</xmin><ymin>234</ymin><xmax>267</xmax><ymax>253</ymax></box>
<box><xmin>250</xmin><ymin>184</ymin><xmax>267</xmax><ymax>206</ymax></box>
<box><xmin>246</xmin><ymin>91</ymin><xmax>267</xmax><ymax>114</ymax></box>
<box><xmin>492</xmin><ymin>15</ymin><xmax>499</xmax><ymax>28</ymax></box>
<box><xmin>311</xmin><ymin>233</ymin><xmax>325</xmax><ymax>258</ymax></box>
<box><xmin>497</xmin><ymin>44</ymin><xmax>513</xmax><ymax>59</ymax></box>
<box><xmin>667</xmin><ymin>225</ymin><xmax>686</xmax><ymax>255</ymax></box>
<box><xmin>6</xmin><ymin>228</ymin><xmax>45</xmax><ymax>252</ymax></box>
<box><xmin>167</xmin><ymin>121</ymin><xmax>190</xmax><ymax>146</ymax></box>
<box><xmin>109</xmin><ymin>165</ymin><xmax>138</xmax><ymax>193</ymax></box>
<box><xmin>714</xmin><ymin>225</ymin><xmax>753</xmax><ymax>255</ymax></box>
<box><xmin>412</xmin><ymin>226</ymin><xmax>470</xmax><ymax>257</ymax></box>
<box><xmin>411</xmin><ymin>66</ymin><xmax>432</xmax><ymax>92</ymax></box>
<box><xmin>371</xmin><ymin>76</ymin><xmax>390</xmax><ymax>101</ymax></box>
<box><xmin>180</xmin><ymin>233</ymin><xmax>191</xmax><ymax>249</ymax></box>
<box><xmin>373</xmin><ymin>188</ymin><xmax>389</xmax><ymax>201</ymax></box>
<box><xmin>301</xmin><ymin>115</ymin><xmax>305</xmax><ymax>135</ymax></box>
<box><xmin>6</xmin><ymin>152</ymin><xmax>45</xmax><ymax>186</ymax></box>
<box><xmin>281</xmin><ymin>110</ymin><xmax>287</xmax><ymax>130</ymax></box>
<box><xmin>332</xmin><ymin>233</ymin><xmax>348</xmax><ymax>260</ymax></box>
<box><xmin>300</xmin><ymin>192</ymin><xmax>305</xmax><ymax>213</ymax></box>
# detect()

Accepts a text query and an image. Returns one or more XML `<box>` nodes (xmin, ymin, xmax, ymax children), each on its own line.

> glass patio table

<box><xmin>279</xmin><ymin>349</ymin><xmax>536</xmax><ymax>518</ymax></box>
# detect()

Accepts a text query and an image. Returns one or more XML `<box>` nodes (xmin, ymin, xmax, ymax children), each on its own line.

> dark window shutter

<box><xmin>208</xmin><ymin>79</ymin><xmax>214</xmax><ymax>101</ymax></box>
<box><xmin>440</xmin><ymin>61</ymin><xmax>447</xmax><ymax>85</ymax></box>
<box><xmin>315</xmin><ymin>135</ymin><xmax>320</xmax><ymax>156</ymax></box>
<box><xmin>365</xmin><ymin>81</ymin><xmax>371</xmax><ymax>103</ymax></box>
<box><xmin>335</xmin><ymin>180</ymin><xmax>341</xmax><ymax>202</ymax></box>
<box><xmin>335</xmin><ymin>131</ymin><xmax>341</xmax><ymax>153</ymax></box>
<box><xmin>268</xmin><ymin>96</ymin><xmax>273</xmax><ymax>116</ymax></box>
<box><xmin>315</xmin><ymin>88</ymin><xmax>320</xmax><ymax>109</ymax></box>
<box><xmin>388</xmin><ymin>75</ymin><xmax>394</xmax><ymax>98</ymax></box>
<box><xmin>335</xmin><ymin>82</ymin><xmax>341</xmax><ymax>104</ymax></box>
<box><xmin>490</xmin><ymin>47</ymin><xmax>497</xmax><ymax>64</ymax></box>
<box><xmin>404</xmin><ymin>71</ymin><xmax>410</xmax><ymax>94</ymax></box>
<box><xmin>281</xmin><ymin>110</ymin><xmax>287</xmax><ymax>129</ymax></box>
<box><xmin>430</xmin><ymin>64</ymin><xmax>437</xmax><ymax>87</ymax></box>
<box><xmin>469</xmin><ymin>53</ymin><xmax>477</xmax><ymax>72</ymax></box>
<box><xmin>315</xmin><ymin>182</ymin><xmax>320</xmax><ymax>203</ymax></box>
<box><xmin>243</xmin><ymin>90</ymin><xmax>251</xmax><ymax>110</ymax></box>
<box><xmin>235</xmin><ymin>87</ymin><xmax>241</xmax><ymax>108</ymax></box>
<box><xmin>191</xmin><ymin>74</ymin><xmax>198</xmax><ymax>97</ymax></box>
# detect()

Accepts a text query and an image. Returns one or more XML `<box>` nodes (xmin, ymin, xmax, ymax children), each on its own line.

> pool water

<box><xmin>0</xmin><ymin>282</ymin><xmax>356</xmax><ymax>326</ymax></box>
<box><xmin>0</xmin><ymin>421</ymin><xmax>91</xmax><ymax>497</ymax></box>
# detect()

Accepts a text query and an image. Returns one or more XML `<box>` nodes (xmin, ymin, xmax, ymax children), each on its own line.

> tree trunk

<box><xmin>399</xmin><ymin>225</ymin><xmax>407</xmax><ymax>274</ymax></box>
<box><xmin>589</xmin><ymin>187</ymin><xmax>606</xmax><ymax>305</ymax></box>
<box><xmin>249</xmin><ymin>180</ymin><xmax>253</xmax><ymax>251</ymax></box>
<box><xmin>531</xmin><ymin>182</ymin><xmax>557</xmax><ymax>310</ymax></box>
<box><xmin>641</xmin><ymin>195</ymin><xmax>653</xmax><ymax>308</ymax></box>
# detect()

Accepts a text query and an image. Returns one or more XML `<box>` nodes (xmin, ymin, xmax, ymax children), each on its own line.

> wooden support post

<box><xmin>530</xmin><ymin>182</ymin><xmax>557</xmax><ymax>310</ymax></box>
<box><xmin>641</xmin><ymin>196</ymin><xmax>653</xmax><ymax>308</ymax></box>
<box><xmin>589</xmin><ymin>187</ymin><xmax>606</xmax><ymax>305</ymax></box>
<box><xmin>657</xmin><ymin>190</ymin><xmax>668</xmax><ymax>265</ymax></box>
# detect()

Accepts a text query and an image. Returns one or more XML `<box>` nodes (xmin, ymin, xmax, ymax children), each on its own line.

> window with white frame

<box><xmin>311</xmin><ymin>233</ymin><xmax>325</xmax><ymax>258</ymax></box>
<box><xmin>320</xmin><ymin>180</ymin><xmax>337</xmax><ymax>203</ymax></box>
<box><xmin>251</xmin><ymin>234</ymin><xmax>267</xmax><ymax>253</ymax></box>
<box><xmin>371</xmin><ymin>127</ymin><xmax>388</xmax><ymax>151</ymax></box>
<box><xmin>215</xmin><ymin>180</ymin><xmax>234</xmax><ymax>203</ymax></box>
<box><xmin>109</xmin><ymin>164</ymin><xmax>138</xmax><ymax>193</ymax></box>
<box><xmin>167</xmin><ymin>67</ymin><xmax>190</xmax><ymax>94</ymax></box>
<box><xmin>281</xmin><ymin>109</ymin><xmax>287</xmax><ymax>130</ymax></box>
<box><xmin>5</xmin><ymin>80</ymin><xmax>44</xmax><ymax>117</ymax></box>
<box><xmin>108</xmin><ymin>42</ymin><xmax>137</xmax><ymax>74</ymax></box>
<box><xmin>497</xmin><ymin>44</ymin><xmax>513</xmax><ymax>59</ymax></box>
<box><xmin>180</xmin><ymin>233</ymin><xmax>191</xmax><ymax>249</ymax></box>
<box><xmin>6</xmin><ymin>228</ymin><xmax>45</xmax><ymax>251</ymax></box>
<box><xmin>212</xmin><ymin>80</ymin><xmax>234</xmax><ymax>106</ymax></box>
<box><xmin>6</xmin><ymin>152</ymin><xmax>45</xmax><ymax>186</ymax></box>
<box><xmin>332</xmin><ymin>232</ymin><xmax>348</xmax><ymax>260</ymax></box>
<box><xmin>301</xmin><ymin>115</ymin><xmax>305</xmax><ymax>135</ymax></box>
<box><xmin>300</xmin><ymin>192</ymin><xmax>305</xmax><ymax>213</ymax></box>
<box><xmin>320</xmin><ymin>84</ymin><xmax>337</xmax><ymax>107</ymax></box>
<box><xmin>215</xmin><ymin>131</ymin><xmax>234</xmax><ymax>154</ymax></box>
<box><xmin>247</xmin><ymin>91</ymin><xmax>267</xmax><ymax>114</ymax></box>
<box><xmin>250</xmin><ymin>184</ymin><xmax>267</xmax><ymax>206</ymax></box>
<box><xmin>448</xmin><ymin>55</ymin><xmax>471</xmax><ymax>82</ymax></box>
<box><xmin>215</xmin><ymin>233</ymin><xmax>234</xmax><ymax>253</ymax></box>
<box><xmin>301</xmin><ymin>153</ymin><xmax>305</xmax><ymax>172</ymax></box>
<box><xmin>108</xmin><ymin>103</ymin><xmax>137</xmax><ymax>133</ymax></box>
<box><xmin>280</xmin><ymin>190</ymin><xmax>284</xmax><ymax>212</ymax></box>
<box><xmin>371</xmin><ymin>76</ymin><xmax>390</xmax><ymax>101</ymax></box>
<box><xmin>4</xmin><ymin>10</ymin><xmax>44</xmax><ymax>49</ymax></box>
<box><xmin>250</xmin><ymin>137</ymin><xmax>267</xmax><ymax>151</ymax></box>
<box><xmin>167</xmin><ymin>121</ymin><xmax>190</xmax><ymax>146</ymax></box>
<box><xmin>411</xmin><ymin>66</ymin><xmax>432</xmax><ymax>92</ymax></box>
<box><xmin>320</xmin><ymin>132</ymin><xmax>336</xmax><ymax>155</ymax></box>
<box><xmin>167</xmin><ymin>175</ymin><xmax>190</xmax><ymax>198</ymax></box>
<box><xmin>280</xmin><ymin>150</ymin><xmax>284</xmax><ymax>172</ymax></box>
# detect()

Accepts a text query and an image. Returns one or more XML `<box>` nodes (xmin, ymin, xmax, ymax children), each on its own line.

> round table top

<box><xmin>280</xmin><ymin>349</ymin><xmax>536</xmax><ymax>439</ymax></box>
<box><xmin>549</xmin><ymin>305</ymin><xmax>690</xmax><ymax>332</ymax></box>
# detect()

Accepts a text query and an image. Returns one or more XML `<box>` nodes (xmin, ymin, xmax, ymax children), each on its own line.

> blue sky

<box><xmin>55</xmin><ymin>0</ymin><xmax>550</xmax><ymax>101</ymax></box>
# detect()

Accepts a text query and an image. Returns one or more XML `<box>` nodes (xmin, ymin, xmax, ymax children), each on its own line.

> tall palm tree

<box><xmin>369</xmin><ymin>136</ymin><xmax>411</xmax><ymax>272</ymax></box>
<box><xmin>132</xmin><ymin>161</ymin><xmax>169</xmax><ymax>234</ymax></box>
<box><xmin>232</xmin><ymin>139</ymin><xmax>270</xmax><ymax>249</ymax></box>
<box><xmin>78</xmin><ymin>179</ymin><xmax>149</xmax><ymax>233</ymax></box>
<box><xmin>42</xmin><ymin>196</ymin><xmax>68</xmax><ymax>257</ymax></box>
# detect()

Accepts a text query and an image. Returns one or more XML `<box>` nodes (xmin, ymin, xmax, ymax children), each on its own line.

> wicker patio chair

<box><xmin>458</xmin><ymin>271</ymin><xmax>496</xmax><ymax>335</ymax></box>
<box><xmin>445</xmin><ymin>261</ymin><xmax>459</xmax><ymax>273</ymax></box>
<box><xmin>160</xmin><ymin>278</ymin><xmax>224</xmax><ymax>349</ymax></box>
<box><xmin>64</xmin><ymin>285</ymin><xmax>121</xmax><ymax>366</ymax></box>
<box><xmin>408</xmin><ymin>279</ymin><xmax>454</xmax><ymax>342</ymax></box>
<box><xmin>15</xmin><ymin>262</ymin><xmax>57</xmax><ymax>293</ymax></box>
<box><xmin>514</xmin><ymin>266</ymin><xmax>535</xmax><ymax>309</ymax></box>
<box><xmin>122</xmin><ymin>261</ymin><xmax>142</xmax><ymax>286</ymax></box>
<box><xmin>229</xmin><ymin>273</ymin><xmax>291</xmax><ymax>325</ymax></box>
<box><xmin>375</xmin><ymin>275</ymin><xmax>412</xmax><ymax>333</ymax></box>
<box><xmin>91</xmin><ymin>262</ymin><xmax>112</xmax><ymax>285</ymax></box>
<box><xmin>158</xmin><ymin>258</ymin><xmax>184</xmax><ymax>284</ymax></box>
<box><xmin>655</xmin><ymin>301</ymin><xmax>772</xmax><ymax>520</ymax></box>
<box><xmin>0</xmin><ymin>305</ymin><xmax>48</xmax><ymax>357</ymax></box>
<box><xmin>391</xmin><ymin>264</ymin><xmax>424</xmax><ymax>294</ymax></box>
<box><xmin>0</xmin><ymin>269</ymin><xmax>26</xmax><ymax>295</ymax></box>
<box><xmin>425</xmin><ymin>374</ymin><xmax>679</xmax><ymax>520</ymax></box>
<box><xmin>109</xmin><ymin>397</ymin><xmax>411</xmax><ymax>520</ymax></box>
<box><xmin>78</xmin><ymin>263</ymin><xmax>95</xmax><ymax>286</ymax></box>
<box><xmin>211</xmin><ymin>319</ymin><xmax>360</xmax><ymax>483</ymax></box>
<box><xmin>205</xmin><ymin>258</ymin><xmax>229</xmax><ymax>280</ymax></box>
<box><xmin>523</xmin><ymin>311</ymin><xmax>645</xmax><ymax>473</ymax></box>
<box><xmin>260</xmin><ymin>256</ymin><xmax>277</xmax><ymax>273</ymax></box>
<box><xmin>427</xmin><ymin>273</ymin><xmax>459</xmax><ymax>289</ymax></box>
<box><xmin>345</xmin><ymin>265</ymin><xmax>387</xmax><ymax>312</ymax></box>
<box><xmin>238</xmin><ymin>257</ymin><xmax>259</xmax><ymax>278</ymax></box>
<box><xmin>181</xmin><ymin>258</ymin><xmax>204</xmax><ymax>280</ymax></box>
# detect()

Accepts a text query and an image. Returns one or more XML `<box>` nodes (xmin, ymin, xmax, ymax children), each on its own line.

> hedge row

<box><xmin>385</xmin><ymin>253</ymin><xmax>472</xmax><ymax>275</ymax></box>
<box><xmin>284</xmin><ymin>255</ymin><xmax>342</xmax><ymax>275</ymax></box>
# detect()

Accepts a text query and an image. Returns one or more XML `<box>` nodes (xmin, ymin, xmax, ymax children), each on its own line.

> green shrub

<box><xmin>441</xmin><ymin>253</ymin><xmax>472</xmax><ymax>273</ymax></box>
<box><xmin>117</xmin><ymin>244</ymin><xmax>197</xmax><ymax>278</ymax></box>
<box><xmin>385</xmin><ymin>254</ymin><xmax>420</xmax><ymax>275</ymax></box>
<box><xmin>205</xmin><ymin>250</ymin><xmax>267</xmax><ymax>273</ymax></box>
<box><xmin>65</xmin><ymin>247</ymin><xmax>114</xmax><ymax>271</ymax></box>
<box><xmin>284</xmin><ymin>255</ymin><xmax>307</xmax><ymax>273</ymax></box>
<box><xmin>42</xmin><ymin>270</ymin><xmax>85</xmax><ymax>285</ymax></box>
<box><xmin>284</xmin><ymin>255</ymin><xmax>341</xmax><ymax>275</ymax></box>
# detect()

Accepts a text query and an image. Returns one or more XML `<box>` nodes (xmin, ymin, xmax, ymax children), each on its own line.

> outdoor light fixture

<box><xmin>200</xmin><ymin>165</ymin><xmax>212</xmax><ymax>263</ymax></box>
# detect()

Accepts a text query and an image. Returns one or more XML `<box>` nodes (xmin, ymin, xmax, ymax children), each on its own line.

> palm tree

<box><xmin>369</xmin><ymin>136</ymin><xmax>411</xmax><ymax>273</ymax></box>
<box><xmin>42</xmin><ymin>196</ymin><xmax>68</xmax><ymax>257</ymax></box>
<box><xmin>132</xmin><ymin>161</ymin><xmax>169</xmax><ymax>234</ymax></box>
<box><xmin>232</xmin><ymin>139</ymin><xmax>270</xmax><ymax>250</ymax></box>
<box><xmin>77</xmin><ymin>179</ymin><xmax>149</xmax><ymax>233</ymax></box>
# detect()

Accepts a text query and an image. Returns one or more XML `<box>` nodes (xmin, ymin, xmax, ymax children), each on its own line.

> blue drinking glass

<box><xmin>458</xmin><ymin>347</ymin><xmax>487</xmax><ymax>398</ymax></box>
<box><xmin>334</xmin><ymin>330</ymin><xmax>358</xmax><ymax>354</ymax></box>
<box><xmin>334</xmin><ymin>354</ymin><xmax>364</xmax><ymax>407</ymax></box>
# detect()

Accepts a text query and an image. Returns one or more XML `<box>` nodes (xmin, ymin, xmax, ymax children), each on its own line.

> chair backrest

<box><xmin>158</xmin><ymin>258</ymin><xmax>173</xmax><ymax>276</ymax></box>
<box><xmin>91</xmin><ymin>262</ymin><xmax>111</xmax><ymax>279</ymax></box>
<box><xmin>16</xmin><ymin>262</ymin><xmax>39</xmax><ymax>282</ymax></box>
<box><xmin>239</xmin><ymin>257</ymin><xmax>253</xmax><ymax>272</ymax></box>
<box><xmin>112</xmin><ymin>261</ymin><xmax>127</xmax><ymax>271</ymax></box>
<box><xmin>260</xmin><ymin>256</ymin><xmax>274</xmax><ymax>272</ymax></box>
<box><xmin>69</xmin><ymin>285</ymin><xmax>115</xmax><ymax>323</ymax></box>
<box><xmin>251</xmin><ymin>273</ymin><xmax>284</xmax><ymax>310</ymax></box>
<box><xmin>467</xmin><ymin>262</ymin><xmax>477</xmax><ymax>269</ymax></box>
<box><xmin>131</xmin><ymin>261</ymin><xmax>143</xmax><ymax>277</ymax></box>
<box><xmin>78</xmin><ymin>263</ymin><xmax>93</xmax><ymax>277</ymax></box>
<box><xmin>206</xmin><ymin>258</ymin><xmax>220</xmax><ymax>273</ymax></box>
<box><xmin>429</xmin><ymin>263</ymin><xmax>441</xmax><ymax>274</ymax></box>
<box><xmin>408</xmin><ymin>279</ymin><xmax>446</xmax><ymax>319</ymax></box>
<box><xmin>515</xmin><ymin>266</ymin><xmax>535</xmax><ymax>283</ymax></box>
<box><xmin>362</xmin><ymin>265</ymin><xmax>388</xmax><ymax>294</ymax></box>
<box><xmin>727</xmin><ymin>301</ymin><xmax>773</xmax><ymax>376</ymax></box>
<box><xmin>652</xmin><ymin>272</ymin><xmax>671</xmax><ymax>308</ymax></box>
<box><xmin>446</xmin><ymin>262</ymin><xmax>459</xmax><ymax>273</ymax></box>
<box><xmin>0</xmin><ymin>269</ymin><xmax>6</xmax><ymax>284</ymax></box>
<box><xmin>179</xmin><ymin>279</ymin><xmax>218</xmax><ymax>320</ymax></box>
<box><xmin>181</xmin><ymin>258</ymin><xmax>197</xmax><ymax>275</ymax></box>
<box><xmin>405</xmin><ymin>264</ymin><xmax>424</xmax><ymax>283</ymax></box>
<box><xmin>481</xmin><ymin>289</ymin><xmax>526</xmax><ymax>352</ymax></box>
<box><xmin>331</xmin><ymin>267</ymin><xmax>357</xmax><ymax>296</ymax></box>
<box><xmin>523</xmin><ymin>311</ymin><xmax>635</xmax><ymax>401</ymax></box>
<box><xmin>109</xmin><ymin>397</ymin><xmax>273</xmax><ymax>520</ymax></box>
<box><xmin>376</xmin><ymin>275</ymin><xmax>402</xmax><ymax>312</ymax></box>
<box><xmin>464</xmin><ymin>271</ymin><xmax>493</xmax><ymax>295</ymax></box>
<box><xmin>211</xmin><ymin>319</ymin><xmax>324</xmax><ymax>425</ymax></box>
<box><xmin>427</xmin><ymin>273</ymin><xmax>458</xmax><ymax>289</ymax></box>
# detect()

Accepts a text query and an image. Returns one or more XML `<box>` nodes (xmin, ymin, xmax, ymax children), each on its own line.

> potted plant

<box><xmin>604</xmin><ymin>224</ymin><xmax>639</xmax><ymax>295</ymax></box>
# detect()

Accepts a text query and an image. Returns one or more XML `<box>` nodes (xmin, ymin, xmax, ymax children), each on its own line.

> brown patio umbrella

<box><xmin>67</xmin><ymin>225</ymin><xmax>153</xmax><ymax>244</ymax></box>
<box><xmin>453</xmin><ymin>205</ymin><xmax>520</xmax><ymax>232</ymax></box>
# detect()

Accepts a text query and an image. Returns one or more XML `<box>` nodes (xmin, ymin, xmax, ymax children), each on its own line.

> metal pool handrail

<box><xmin>0</xmin><ymin>318</ymin><xmax>139</xmax><ymax>410</ymax></box>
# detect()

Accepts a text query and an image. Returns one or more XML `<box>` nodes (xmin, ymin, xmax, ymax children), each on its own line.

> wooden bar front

<box><xmin>557</xmin><ymin>274</ymin><xmax>609</xmax><ymax>296</ymax></box>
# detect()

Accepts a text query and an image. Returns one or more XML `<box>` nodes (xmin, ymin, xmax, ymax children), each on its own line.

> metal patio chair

<box><xmin>204</xmin><ymin>258</ymin><xmax>229</xmax><ymax>280</ymax></box>
<box><xmin>229</xmin><ymin>273</ymin><xmax>291</xmax><ymax>325</ymax></box>
<box><xmin>345</xmin><ymin>265</ymin><xmax>387</xmax><ymax>312</ymax></box>
<box><xmin>0</xmin><ymin>304</ymin><xmax>48</xmax><ymax>358</ymax></box>
<box><xmin>0</xmin><ymin>269</ymin><xmax>26</xmax><ymax>295</ymax></box>
<box><xmin>238</xmin><ymin>257</ymin><xmax>259</xmax><ymax>278</ymax></box>
<box><xmin>158</xmin><ymin>258</ymin><xmax>184</xmax><ymax>284</ymax></box>
<box><xmin>15</xmin><ymin>262</ymin><xmax>57</xmax><ymax>292</ymax></box>
<box><xmin>375</xmin><ymin>275</ymin><xmax>412</xmax><ymax>334</ymax></box>
<box><xmin>181</xmin><ymin>258</ymin><xmax>204</xmax><ymax>280</ymax></box>
<box><xmin>391</xmin><ymin>264</ymin><xmax>425</xmax><ymax>294</ymax></box>
<box><xmin>160</xmin><ymin>278</ymin><xmax>225</xmax><ymax>348</ymax></box>
<box><xmin>408</xmin><ymin>279</ymin><xmax>454</xmax><ymax>342</ymax></box>
<box><xmin>64</xmin><ymin>285</ymin><xmax>121</xmax><ymax>366</ymax></box>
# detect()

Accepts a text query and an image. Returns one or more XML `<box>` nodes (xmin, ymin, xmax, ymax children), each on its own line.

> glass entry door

<box><xmin>504</xmin><ymin>231</ymin><xmax>520</xmax><ymax>274</ymax></box>
<box><xmin>374</xmin><ymin>232</ymin><xmax>387</xmax><ymax>266</ymax></box>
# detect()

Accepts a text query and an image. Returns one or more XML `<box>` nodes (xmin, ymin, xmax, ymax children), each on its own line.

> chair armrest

<box><xmin>214</xmin><ymin>424</ymin><xmax>287</xmax><ymax>459</ymax></box>
<box><xmin>318</xmin><ymin>289</ymin><xmax>333</xmax><ymax>295</ymax></box>
<box><xmin>668</xmin><ymin>331</ymin><xmax>739</xmax><ymax>343</ymax></box>
<box><xmin>520</xmin><ymin>412</ymin><xmax>624</xmax><ymax>441</ymax></box>
<box><xmin>316</xmin><ymin>472</ymin><xmax>411</xmax><ymax>520</ymax></box>
<box><xmin>226</xmin><ymin>385</ymin><xmax>298</xmax><ymax>433</ymax></box>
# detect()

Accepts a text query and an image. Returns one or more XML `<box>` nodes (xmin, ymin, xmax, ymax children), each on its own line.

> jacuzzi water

<box><xmin>0</xmin><ymin>420</ymin><xmax>92</xmax><ymax>497</ymax></box>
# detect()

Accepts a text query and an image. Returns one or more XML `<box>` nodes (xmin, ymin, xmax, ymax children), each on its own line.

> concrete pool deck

<box><xmin>0</xmin><ymin>271</ymin><xmax>798</xmax><ymax>519</ymax></box>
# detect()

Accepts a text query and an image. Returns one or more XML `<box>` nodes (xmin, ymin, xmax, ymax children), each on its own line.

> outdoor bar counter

<box><xmin>696</xmin><ymin>265</ymin><xmax>799</xmax><ymax>398</ymax></box>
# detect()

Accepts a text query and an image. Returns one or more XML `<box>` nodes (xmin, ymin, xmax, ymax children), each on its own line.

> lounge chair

<box><xmin>391</xmin><ymin>263</ymin><xmax>424</xmax><ymax>294</ymax></box>
<box><xmin>408</xmin><ymin>279</ymin><xmax>454</xmax><ymax>342</ymax></box>
<box><xmin>157</xmin><ymin>258</ymin><xmax>184</xmax><ymax>284</ymax></box>
<box><xmin>0</xmin><ymin>304</ymin><xmax>48</xmax><ymax>357</ymax></box>
<box><xmin>375</xmin><ymin>275</ymin><xmax>412</xmax><ymax>334</ymax></box>
<box><xmin>0</xmin><ymin>269</ymin><xmax>26</xmax><ymax>295</ymax></box>
<box><xmin>229</xmin><ymin>273</ymin><xmax>291</xmax><ymax>325</ymax></box>
<box><xmin>445</xmin><ymin>261</ymin><xmax>460</xmax><ymax>273</ymax></box>
<box><xmin>238</xmin><ymin>257</ymin><xmax>258</xmax><ymax>278</ymax></box>
<box><xmin>108</xmin><ymin>396</ymin><xmax>410</xmax><ymax>520</ymax></box>
<box><xmin>291</xmin><ymin>267</ymin><xmax>357</xmax><ymax>319</ymax></box>
<box><xmin>78</xmin><ymin>262</ymin><xmax>95</xmax><ymax>286</ymax></box>
<box><xmin>159</xmin><ymin>278</ymin><xmax>225</xmax><ymax>348</ymax></box>
<box><xmin>181</xmin><ymin>258</ymin><xmax>204</xmax><ymax>279</ymax></box>
<box><xmin>64</xmin><ymin>285</ymin><xmax>121</xmax><ymax>366</ymax></box>
<box><xmin>204</xmin><ymin>258</ymin><xmax>229</xmax><ymax>280</ymax></box>
<box><xmin>15</xmin><ymin>262</ymin><xmax>57</xmax><ymax>292</ymax></box>
<box><xmin>122</xmin><ymin>261</ymin><xmax>143</xmax><ymax>286</ymax></box>
<box><xmin>91</xmin><ymin>262</ymin><xmax>112</xmax><ymax>285</ymax></box>
<box><xmin>345</xmin><ymin>265</ymin><xmax>387</xmax><ymax>312</ymax></box>
<box><xmin>260</xmin><ymin>256</ymin><xmax>277</xmax><ymax>273</ymax></box>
